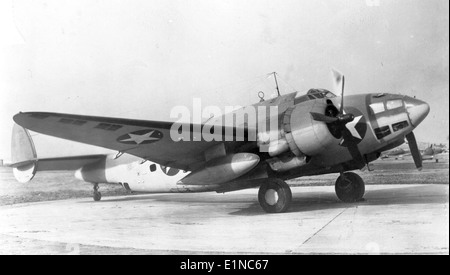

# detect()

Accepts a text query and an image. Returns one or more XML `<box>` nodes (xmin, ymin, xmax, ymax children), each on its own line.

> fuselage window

<box><xmin>392</xmin><ymin>121</ymin><xmax>409</xmax><ymax>132</ymax></box>
<box><xmin>369</xmin><ymin>102</ymin><xmax>385</xmax><ymax>114</ymax></box>
<box><xmin>374</xmin><ymin>126</ymin><xmax>391</xmax><ymax>139</ymax></box>
<box><xmin>386</xmin><ymin>99</ymin><xmax>403</xmax><ymax>110</ymax></box>
<box><xmin>149</xmin><ymin>164</ymin><xmax>157</xmax><ymax>172</ymax></box>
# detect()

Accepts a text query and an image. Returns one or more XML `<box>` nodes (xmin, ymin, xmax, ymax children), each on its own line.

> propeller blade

<box><xmin>340</xmin><ymin>75</ymin><xmax>345</xmax><ymax>114</ymax></box>
<box><xmin>331</xmin><ymin>69</ymin><xmax>344</xmax><ymax>96</ymax></box>
<box><xmin>341</xmin><ymin>129</ymin><xmax>366</xmax><ymax>168</ymax></box>
<box><xmin>406</xmin><ymin>132</ymin><xmax>422</xmax><ymax>170</ymax></box>
<box><xmin>310</xmin><ymin>112</ymin><xmax>338</xmax><ymax>123</ymax></box>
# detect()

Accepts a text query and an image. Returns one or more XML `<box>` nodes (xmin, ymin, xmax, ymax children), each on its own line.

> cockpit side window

<box><xmin>374</xmin><ymin>126</ymin><xmax>391</xmax><ymax>139</ymax></box>
<box><xmin>386</xmin><ymin>99</ymin><xmax>403</xmax><ymax>110</ymax></box>
<box><xmin>392</xmin><ymin>121</ymin><xmax>409</xmax><ymax>132</ymax></box>
<box><xmin>370</xmin><ymin>102</ymin><xmax>385</xmax><ymax>114</ymax></box>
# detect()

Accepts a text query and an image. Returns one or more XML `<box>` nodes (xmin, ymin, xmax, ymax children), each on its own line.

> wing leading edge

<box><xmin>13</xmin><ymin>112</ymin><xmax>252</xmax><ymax>170</ymax></box>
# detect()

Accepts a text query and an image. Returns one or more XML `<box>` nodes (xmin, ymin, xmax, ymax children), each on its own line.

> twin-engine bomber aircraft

<box><xmin>9</xmin><ymin>72</ymin><xmax>430</xmax><ymax>213</ymax></box>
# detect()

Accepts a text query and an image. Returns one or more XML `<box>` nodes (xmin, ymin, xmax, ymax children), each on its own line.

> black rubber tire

<box><xmin>258</xmin><ymin>179</ymin><xmax>292</xmax><ymax>213</ymax></box>
<box><xmin>335</xmin><ymin>172</ymin><xmax>365</xmax><ymax>203</ymax></box>
<box><xmin>93</xmin><ymin>191</ymin><xmax>102</xmax><ymax>202</ymax></box>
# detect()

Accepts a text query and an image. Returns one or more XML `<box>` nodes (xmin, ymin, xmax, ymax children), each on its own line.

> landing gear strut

<box><xmin>93</xmin><ymin>183</ymin><xmax>102</xmax><ymax>201</ymax></box>
<box><xmin>258</xmin><ymin>179</ymin><xmax>292</xmax><ymax>213</ymax></box>
<box><xmin>335</xmin><ymin>172</ymin><xmax>365</xmax><ymax>203</ymax></box>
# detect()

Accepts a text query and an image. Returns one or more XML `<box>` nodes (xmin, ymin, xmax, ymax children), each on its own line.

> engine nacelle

<box><xmin>74</xmin><ymin>158</ymin><xmax>107</xmax><ymax>183</ymax></box>
<box><xmin>287</xmin><ymin>100</ymin><xmax>339</xmax><ymax>156</ymax></box>
<box><xmin>263</xmin><ymin>99</ymin><xmax>340</xmax><ymax>172</ymax></box>
<box><xmin>178</xmin><ymin>153</ymin><xmax>260</xmax><ymax>185</ymax></box>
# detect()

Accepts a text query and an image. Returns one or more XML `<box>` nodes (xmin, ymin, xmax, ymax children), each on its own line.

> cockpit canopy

<box><xmin>294</xmin><ymin>89</ymin><xmax>336</xmax><ymax>105</ymax></box>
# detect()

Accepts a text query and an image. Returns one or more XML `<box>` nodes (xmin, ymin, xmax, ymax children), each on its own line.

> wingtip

<box><xmin>13</xmin><ymin>112</ymin><xmax>25</xmax><ymax>124</ymax></box>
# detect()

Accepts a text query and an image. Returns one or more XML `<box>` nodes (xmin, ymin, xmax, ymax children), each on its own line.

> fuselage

<box><xmin>74</xmin><ymin>91</ymin><xmax>430</xmax><ymax>194</ymax></box>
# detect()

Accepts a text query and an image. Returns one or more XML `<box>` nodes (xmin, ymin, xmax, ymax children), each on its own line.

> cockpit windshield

<box><xmin>306</xmin><ymin>89</ymin><xmax>337</xmax><ymax>99</ymax></box>
<box><xmin>294</xmin><ymin>89</ymin><xmax>336</xmax><ymax>104</ymax></box>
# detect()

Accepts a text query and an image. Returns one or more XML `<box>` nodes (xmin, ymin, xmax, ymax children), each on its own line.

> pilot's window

<box><xmin>392</xmin><ymin>121</ymin><xmax>409</xmax><ymax>132</ymax></box>
<box><xmin>149</xmin><ymin>164</ymin><xmax>157</xmax><ymax>172</ymax></box>
<box><xmin>386</xmin><ymin>99</ymin><xmax>403</xmax><ymax>110</ymax></box>
<box><xmin>374</xmin><ymin>126</ymin><xmax>391</xmax><ymax>139</ymax></box>
<box><xmin>369</xmin><ymin>102</ymin><xmax>385</xmax><ymax>114</ymax></box>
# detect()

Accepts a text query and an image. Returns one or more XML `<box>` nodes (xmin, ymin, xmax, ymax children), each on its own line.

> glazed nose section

<box><xmin>404</xmin><ymin>96</ymin><xmax>430</xmax><ymax>127</ymax></box>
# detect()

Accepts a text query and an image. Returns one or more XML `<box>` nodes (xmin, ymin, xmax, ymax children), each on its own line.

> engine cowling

<box><xmin>287</xmin><ymin>100</ymin><xmax>339</xmax><ymax>156</ymax></box>
<box><xmin>264</xmin><ymin>99</ymin><xmax>340</xmax><ymax>172</ymax></box>
<box><xmin>178</xmin><ymin>153</ymin><xmax>260</xmax><ymax>185</ymax></box>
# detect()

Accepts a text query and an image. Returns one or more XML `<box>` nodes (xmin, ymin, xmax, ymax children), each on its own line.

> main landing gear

<box><xmin>93</xmin><ymin>183</ymin><xmax>102</xmax><ymax>201</ymax></box>
<box><xmin>258</xmin><ymin>178</ymin><xmax>292</xmax><ymax>213</ymax></box>
<box><xmin>257</xmin><ymin>172</ymin><xmax>366</xmax><ymax>213</ymax></box>
<box><xmin>335</xmin><ymin>172</ymin><xmax>365</xmax><ymax>203</ymax></box>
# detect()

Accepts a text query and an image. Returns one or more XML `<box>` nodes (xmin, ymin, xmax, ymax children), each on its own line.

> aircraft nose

<box><xmin>404</xmin><ymin>96</ymin><xmax>430</xmax><ymax>127</ymax></box>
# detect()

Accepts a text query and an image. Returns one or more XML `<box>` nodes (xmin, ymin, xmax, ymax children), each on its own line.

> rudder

<box><xmin>11</xmin><ymin>124</ymin><xmax>37</xmax><ymax>183</ymax></box>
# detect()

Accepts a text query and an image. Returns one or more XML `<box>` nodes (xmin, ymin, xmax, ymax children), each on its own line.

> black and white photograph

<box><xmin>0</xmin><ymin>0</ymin><xmax>448</xmax><ymax>257</ymax></box>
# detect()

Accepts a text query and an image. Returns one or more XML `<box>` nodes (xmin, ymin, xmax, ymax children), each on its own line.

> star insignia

<box><xmin>345</xmin><ymin>115</ymin><xmax>363</xmax><ymax>139</ymax></box>
<box><xmin>119</xmin><ymin>130</ymin><xmax>160</xmax><ymax>145</ymax></box>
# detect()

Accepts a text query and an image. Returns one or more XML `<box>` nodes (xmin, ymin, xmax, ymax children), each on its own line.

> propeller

<box><xmin>339</xmin><ymin>75</ymin><xmax>345</xmax><ymax>114</ymax></box>
<box><xmin>310</xmin><ymin>112</ymin><xmax>338</xmax><ymax>123</ymax></box>
<box><xmin>405</xmin><ymin>132</ymin><xmax>422</xmax><ymax>171</ymax></box>
<box><xmin>310</xmin><ymin>71</ymin><xmax>366</xmax><ymax>167</ymax></box>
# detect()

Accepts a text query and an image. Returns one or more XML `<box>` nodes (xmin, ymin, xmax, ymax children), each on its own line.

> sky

<box><xmin>0</xmin><ymin>0</ymin><xmax>448</xmax><ymax>159</ymax></box>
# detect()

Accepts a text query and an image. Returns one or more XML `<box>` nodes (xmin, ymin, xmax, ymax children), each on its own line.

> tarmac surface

<box><xmin>0</xmin><ymin>183</ymin><xmax>448</xmax><ymax>254</ymax></box>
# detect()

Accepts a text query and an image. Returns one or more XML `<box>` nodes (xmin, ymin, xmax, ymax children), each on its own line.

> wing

<box><xmin>13</xmin><ymin>112</ymin><xmax>252</xmax><ymax>170</ymax></box>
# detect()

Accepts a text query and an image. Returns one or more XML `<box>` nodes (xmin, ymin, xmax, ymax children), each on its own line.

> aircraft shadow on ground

<box><xmin>77</xmin><ymin>193</ymin><xmax>254</xmax><ymax>204</ymax></box>
<box><xmin>230</xmin><ymin>185</ymin><xmax>448</xmax><ymax>216</ymax></box>
<box><xmin>77</xmin><ymin>185</ymin><xmax>448</xmax><ymax>216</ymax></box>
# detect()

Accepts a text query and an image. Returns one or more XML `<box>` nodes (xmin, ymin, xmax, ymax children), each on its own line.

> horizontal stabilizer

<box><xmin>34</xmin><ymin>155</ymin><xmax>106</xmax><ymax>171</ymax></box>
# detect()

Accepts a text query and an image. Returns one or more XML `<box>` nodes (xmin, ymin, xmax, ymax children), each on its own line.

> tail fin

<box><xmin>11</xmin><ymin>124</ymin><xmax>38</xmax><ymax>183</ymax></box>
<box><xmin>9</xmin><ymin>123</ymin><xmax>107</xmax><ymax>183</ymax></box>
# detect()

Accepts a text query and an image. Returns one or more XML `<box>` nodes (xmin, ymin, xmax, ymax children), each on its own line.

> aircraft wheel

<box><xmin>93</xmin><ymin>191</ymin><xmax>102</xmax><ymax>201</ymax></box>
<box><xmin>335</xmin><ymin>172</ymin><xmax>365</xmax><ymax>203</ymax></box>
<box><xmin>93</xmin><ymin>183</ymin><xmax>101</xmax><ymax>201</ymax></box>
<box><xmin>258</xmin><ymin>179</ymin><xmax>292</xmax><ymax>213</ymax></box>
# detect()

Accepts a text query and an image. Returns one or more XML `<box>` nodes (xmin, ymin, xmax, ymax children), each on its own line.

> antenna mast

<box><xmin>272</xmin><ymin>72</ymin><xmax>281</xmax><ymax>97</ymax></box>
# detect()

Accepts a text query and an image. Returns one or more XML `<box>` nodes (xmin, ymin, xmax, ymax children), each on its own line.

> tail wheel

<box><xmin>335</xmin><ymin>172</ymin><xmax>365</xmax><ymax>202</ymax></box>
<box><xmin>258</xmin><ymin>179</ymin><xmax>292</xmax><ymax>213</ymax></box>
